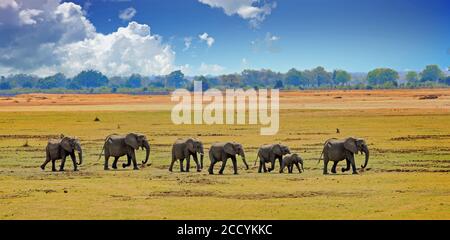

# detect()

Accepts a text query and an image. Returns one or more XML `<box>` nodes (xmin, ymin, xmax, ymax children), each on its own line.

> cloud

<box><xmin>57</xmin><ymin>21</ymin><xmax>175</xmax><ymax>77</ymax></box>
<box><xmin>198</xmin><ymin>62</ymin><xmax>225</xmax><ymax>75</ymax></box>
<box><xmin>198</xmin><ymin>0</ymin><xmax>276</xmax><ymax>28</ymax></box>
<box><xmin>119</xmin><ymin>7</ymin><xmax>136</xmax><ymax>21</ymax></box>
<box><xmin>0</xmin><ymin>0</ymin><xmax>175</xmax><ymax>77</ymax></box>
<box><xmin>199</xmin><ymin>32</ymin><xmax>215</xmax><ymax>47</ymax></box>
<box><xmin>183</xmin><ymin>37</ymin><xmax>192</xmax><ymax>51</ymax></box>
<box><xmin>251</xmin><ymin>32</ymin><xmax>280</xmax><ymax>53</ymax></box>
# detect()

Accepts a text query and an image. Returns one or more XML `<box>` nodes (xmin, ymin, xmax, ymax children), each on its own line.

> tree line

<box><xmin>0</xmin><ymin>65</ymin><xmax>448</xmax><ymax>93</ymax></box>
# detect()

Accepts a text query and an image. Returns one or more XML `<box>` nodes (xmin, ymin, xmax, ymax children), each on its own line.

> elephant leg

<box><xmin>104</xmin><ymin>155</ymin><xmax>110</xmax><ymax>170</ymax></box>
<box><xmin>262</xmin><ymin>159</ymin><xmax>268</xmax><ymax>173</ymax></box>
<box><xmin>231</xmin><ymin>156</ymin><xmax>238</xmax><ymax>175</ymax></box>
<box><xmin>70</xmin><ymin>152</ymin><xmax>78</xmax><ymax>171</ymax></box>
<box><xmin>218</xmin><ymin>156</ymin><xmax>228</xmax><ymax>175</ymax></box>
<box><xmin>342</xmin><ymin>159</ymin><xmax>351</xmax><ymax>172</ymax></box>
<box><xmin>180</xmin><ymin>158</ymin><xmax>185</xmax><ymax>172</ymax></box>
<box><xmin>112</xmin><ymin>157</ymin><xmax>119</xmax><ymax>169</ymax></box>
<box><xmin>59</xmin><ymin>155</ymin><xmax>67</xmax><ymax>171</ymax></box>
<box><xmin>323</xmin><ymin>156</ymin><xmax>329</xmax><ymax>175</ymax></box>
<box><xmin>268</xmin><ymin>157</ymin><xmax>275</xmax><ymax>172</ymax></box>
<box><xmin>288</xmin><ymin>164</ymin><xmax>293</xmax><ymax>173</ymax></box>
<box><xmin>331</xmin><ymin>161</ymin><xmax>338</xmax><ymax>174</ymax></box>
<box><xmin>169</xmin><ymin>153</ymin><xmax>176</xmax><ymax>172</ymax></box>
<box><xmin>349</xmin><ymin>155</ymin><xmax>358</xmax><ymax>174</ymax></box>
<box><xmin>51</xmin><ymin>159</ymin><xmax>57</xmax><ymax>172</ymax></box>
<box><xmin>122</xmin><ymin>155</ymin><xmax>131</xmax><ymax>168</ymax></box>
<box><xmin>208</xmin><ymin>151</ymin><xmax>215</xmax><ymax>174</ymax></box>
<box><xmin>41</xmin><ymin>152</ymin><xmax>50</xmax><ymax>170</ymax></box>
<box><xmin>295</xmin><ymin>162</ymin><xmax>302</xmax><ymax>173</ymax></box>
<box><xmin>186</xmin><ymin>155</ymin><xmax>191</xmax><ymax>172</ymax></box>
<box><xmin>192</xmin><ymin>154</ymin><xmax>201</xmax><ymax>172</ymax></box>
<box><xmin>278</xmin><ymin>157</ymin><xmax>283</xmax><ymax>173</ymax></box>
<box><xmin>280</xmin><ymin>162</ymin><xmax>285</xmax><ymax>173</ymax></box>
<box><xmin>130</xmin><ymin>151</ymin><xmax>139</xmax><ymax>170</ymax></box>
<box><xmin>258</xmin><ymin>159</ymin><xmax>263</xmax><ymax>173</ymax></box>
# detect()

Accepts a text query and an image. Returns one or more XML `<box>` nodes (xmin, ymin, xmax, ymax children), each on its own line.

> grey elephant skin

<box><xmin>40</xmin><ymin>136</ymin><xmax>83</xmax><ymax>171</ymax></box>
<box><xmin>281</xmin><ymin>153</ymin><xmax>304</xmax><ymax>173</ymax></box>
<box><xmin>99</xmin><ymin>133</ymin><xmax>150</xmax><ymax>170</ymax></box>
<box><xmin>169</xmin><ymin>138</ymin><xmax>204</xmax><ymax>172</ymax></box>
<box><xmin>319</xmin><ymin>137</ymin><xmax>369</xmax><ymax>175</ymax></box>
<box><xmin>255</xmin><ymin>144</ymin><xmax>291</xmax><ymax>173</ymax></box>
<box><xmin>208</xmin><ymin>142</ymin><xmax>249</xmax><ymax>175</ymax></box>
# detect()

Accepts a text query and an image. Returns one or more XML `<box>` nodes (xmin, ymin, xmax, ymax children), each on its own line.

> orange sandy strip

<box><xmin>0</xmin><ymin>89</ymin><xmax>449</xmax><ymax>111</ymax></box>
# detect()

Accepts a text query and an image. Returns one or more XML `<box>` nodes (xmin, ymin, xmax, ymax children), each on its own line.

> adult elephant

<box><xmin>319</xmin><ymin>137</ymin><xmax>369</xmax><ymax>175</ymax></box>
<box><xmin>208</xmin><ymin>142</ymin><xmax>249</xmax><ymax>175</ymax></box>
<box><xmin>254</xmin><ymin>144</ymin><xmax>291</xmax><ymax>173</ymax></box>
<box><xmin>169</xmin><ymin>138</ymin><xmax>204</xmax><ymax>172</ymax></box>
<box><xmin>99</xmin><ymin>133</ymin><xmax>150</xmax><ymax>170</ymax></box>
<box><xmin>40</xmin><ymin>136</ymin><xmax>83</xmax><ymax>172</ymax></box>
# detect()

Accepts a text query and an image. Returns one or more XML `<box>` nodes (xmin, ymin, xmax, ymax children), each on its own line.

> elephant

<box><xmin>281</xmin><ymin>153</ymin><xmax>304</xmax><ymax>173</ymax></box>
<box><xmin>318</xmin><ymin>137</ymin><xmax>369</xmax><ymax>175</ymax></box>
<box><xmin>208</xmin><ymin>142</ymin><xmax>249</xmax><ymax>175</ymax></box>
<box><xmin>40</xmin><ymin>136</ymin><xmax>83</xmax><ymax>172</ymax></box>
<box><xmin>169</xmin><ymin>138</ymin><xmax>204</xmax><ymax>172</ymax></box>
<box><xmin>99</xmin><ymin>133</ymin><xmax>150</xmax><ymax>170</ymax></box>
<box><xmin>254</xmin><ymin>144</ymin><xmax>291</xmax><ymax>173</ymax></box>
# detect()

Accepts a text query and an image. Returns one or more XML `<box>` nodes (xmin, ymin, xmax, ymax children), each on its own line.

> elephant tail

<box><xmin>97</xmin><ymin>135</ymin><xmax>110</xmax><ymax>161</ymax></box>
<box><xmin>317</xmin><ymin>150</ymin><xmax>324</xmax><ymax>164</ymax></box>
<box><xmin>253</xmin><ymin>154</ymin><xmax>259</xmax><ymax>166</ymax></box>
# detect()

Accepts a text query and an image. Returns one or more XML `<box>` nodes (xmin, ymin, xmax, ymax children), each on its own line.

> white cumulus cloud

<box><xmin>199</xmin><ymin>32</ymin><xmax>215</xmax><ymax>47</ymax></box>
<box><xmin>58</xmin><ymin>21</ymin><xmax>175</xmax><ymax>77</ymax></box>
<box><xmin>0</xmin><ymin>0</ymin><xmax>175</xmax><ymax>77</ymax></box>
<box><xmin>198</xmin><ymin>0</ymin><xmax>276</xmax><ymax>28</ymax></box>
<box><xmin>119</xmin><ymin>7</ymin><xmax>136</xmax><ymax>21</ymax></box>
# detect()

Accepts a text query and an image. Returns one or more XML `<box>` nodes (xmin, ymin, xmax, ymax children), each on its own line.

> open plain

<box><xmin>0</xmin><ymin>89</ymin><xmax>449</xmax><ymax>219</ymax></box>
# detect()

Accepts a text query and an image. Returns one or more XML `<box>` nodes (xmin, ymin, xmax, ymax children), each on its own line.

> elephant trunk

<box><xmin>200</xmin><ymin>153</ymin><xmax>204</xmax><ymax>169</ymax></box>
<box><xmin>361</xmin><ymin>147</ymin><xmax>369</xmax><ymax>169</ymax></box>
<box><xmin>77</xmin><ymin>150</ymin><xmax>83</xmax><ymax>165</ymax></box>
<box><xmin>241</xmin><ymin>152</ymin><xmax>249</xmax><ymax>170</ymax></box>
<box><xmin>142</xmin><ymin>141</ymin><xmax>150</xmax><ymax>165</ymax></box>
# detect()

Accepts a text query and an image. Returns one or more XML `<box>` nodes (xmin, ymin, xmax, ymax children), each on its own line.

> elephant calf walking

<box><xmin>40</xmin><ymin>136</ymin><xmax>83</xmax><ymax>172</ymax></box>
<box><xmin>99</xmin><ymin>133</ymin><xmax>150</xmax><ymax>170</ymax></box>
<box><xmin>169</xmin><ymin>138</ymin><xmax>204</xmax><ymax>172</ymax></box>
<box><xmin>319</xmin><ymin>137</ymin><xmax>369</xmax><ymax>175</ymax></box>
<box><xmin>281</xmin><ymin>153</ymin><xmax>304</xmax><ymax>173</ymax></box>
<box><xmin>208</xmin><ymin>142</ymin><xmax>248</xmax><ymax>175</ymax></box>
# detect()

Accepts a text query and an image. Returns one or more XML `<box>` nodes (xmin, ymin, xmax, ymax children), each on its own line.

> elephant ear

<box><xmin>125</xmin><ymin>133</ymin><xmax>139</xmax><ymax>149</ymax></box>
<box><xmin>186</xmin><ymin>139</ymin><xmax>195</xmax><ymax>152</ymax></box>
<box><xmin>271</xmin><ymin>144</ymin><xmax>282</xmax><ymax>156</ymax></box>
<box><xmin>344</xmin><ymin>137</ymin><xmax>358</xmax><ymax>153</ymax></box>
<box><xmin>224</xmin><ymin>143</ymin><xmax>236</xmax><ymax>155</ymax></box>
<box><xmin>60</xmin><ymin>137</ymin><xmax>73</xmax><ymax>152</ymax></box>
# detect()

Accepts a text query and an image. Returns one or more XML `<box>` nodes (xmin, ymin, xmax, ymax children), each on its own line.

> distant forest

<box><xmin>0</xmin><ymin>65</ymin><xmax>449</xmax><ymax>94</ymax></box>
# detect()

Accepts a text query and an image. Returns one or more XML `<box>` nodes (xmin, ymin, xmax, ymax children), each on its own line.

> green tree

<box><xmin>420</xmin><ymin>65</ymin><xmax>443</xmax><ymax>82</ymax></box>
<box><xmin>312</xmin><ymin>66</ymin><xmax>332</xmax><ymax>86</ymax></box>
<box><xmin>284</xmin><ymin>68</ymin><xmax>303</xmax><ymax>86</ymax></box>
<box><xmin>333</xmin><ymin>70</ymin><xmax>351</xmax><ymax>85</ymax></box>
<box><xmin>37</xmin><ymin>73</ymin><xmax>67</xmax><ymax>89</ymax></box>
<box><xmin>70</xmin><ymin>70</ymin><xmax>108</xmax><ymax>89</ymax></box>
<box><xmin>367</xmin><ymin>68</ymin><xmax>399</xmax><ymax>86</ymax></box>
<box><xmin>125</xmin><ymin>74</ymin><xmax>142</xmax><ymax>88</ymax></box>
<box><xmin>165</xmin><ymin>70</ymin><xmax>187</xmax><ymax>88</ymax></box>
<box><xmin>405</xmin><ymin>71</ymin><xmax>419</xmax><ymax>83</ymax></box>
<box><xmin>274</xmin><ymin>79</ymin><xmax>284</xmax><ymax>89</ymax></box>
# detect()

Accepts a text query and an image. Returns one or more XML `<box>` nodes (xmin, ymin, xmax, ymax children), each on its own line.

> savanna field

<box><xmin>0</xmin><ymin>89</ymin><xmax>449</xmax><ymax>219</ymax></box>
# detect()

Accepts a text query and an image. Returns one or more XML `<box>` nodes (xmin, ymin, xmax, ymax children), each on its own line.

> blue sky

<box><xmin>0</xmin><ymin>0</ymin><xmax>449</xmax><ymax>76</ymax></box>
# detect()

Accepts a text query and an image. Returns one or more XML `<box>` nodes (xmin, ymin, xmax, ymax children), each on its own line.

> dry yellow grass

<box><xmin>0</xmin><ymin>89</ymin><xmax>449</xmax><ymax>219</ymax></box>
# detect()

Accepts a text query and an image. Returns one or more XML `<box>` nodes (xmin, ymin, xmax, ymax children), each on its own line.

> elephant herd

<box><xmin>40</xmin><ymin>133</ymin><xmax>370</xmax><ymax>175</ymax></box>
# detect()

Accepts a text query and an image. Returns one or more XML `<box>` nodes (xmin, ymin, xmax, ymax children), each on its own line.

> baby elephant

<box><xmin>40</xmin><ymin>136</ymin><xmax>83</xmax><ymax>172</ymax></box>
<box><xmin>281</xmin><ymin>153</ymin><xmax>304</xmax><ymax>174</ymax></box>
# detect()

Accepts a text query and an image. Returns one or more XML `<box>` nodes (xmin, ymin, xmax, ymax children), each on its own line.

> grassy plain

<box><xmin>0</xmin><ymin>89</ymin><xmax>449</xmax><ymax>219</ymax></box>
